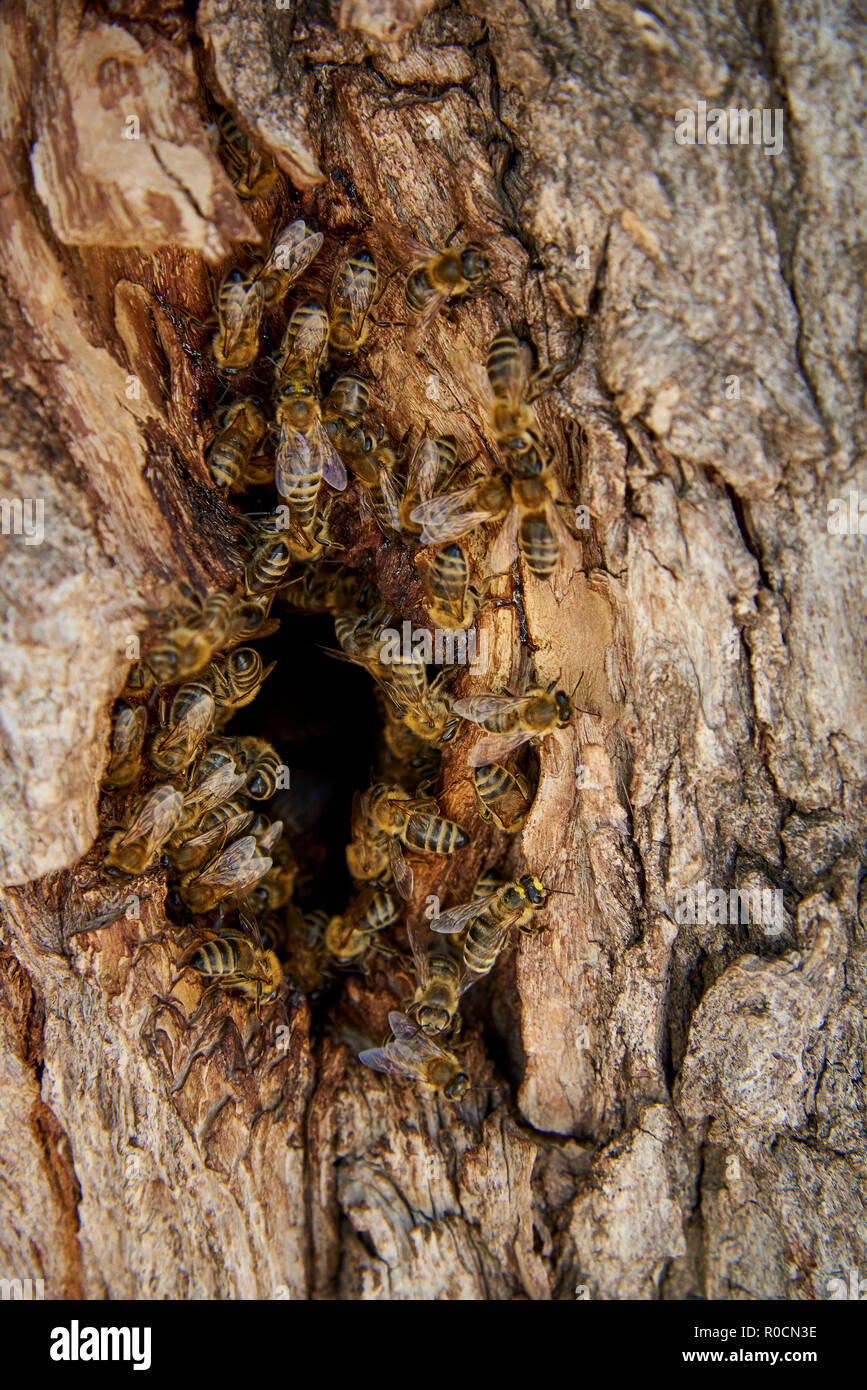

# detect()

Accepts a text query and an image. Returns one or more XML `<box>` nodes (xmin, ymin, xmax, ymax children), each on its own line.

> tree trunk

<box><xmin>0</xmin><ymin>0</ymin><xmax>864</xmax><ymax>1302</ymax></box>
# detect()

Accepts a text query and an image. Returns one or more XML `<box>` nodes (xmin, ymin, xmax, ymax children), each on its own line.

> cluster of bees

<box><xmin>87</xmin><ymin>116</ymin><xmax>579</xmax><ymax>1102</ymax></box>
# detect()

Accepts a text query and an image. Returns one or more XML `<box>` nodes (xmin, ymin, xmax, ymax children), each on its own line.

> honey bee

<box><xmin>226</xmin><ymin>736</ymin><xmax>285</xmax><ymax>800</ymax></box>
<box><xmin>472</xmin><ymin>761</ymin><xmax>534</xmax><ymax>833</ymax></box>
<box><xmin>274</xmin><ymin>378</ymin><xmax>348</xmax><ymax>552</ymax></box>
<box><xmin>346</xmin><ymin>787</ymin><xmax>391</xmax><ymax>884</ymax></box>
<box><xmin>103</xmin><ymin>703</ymin><xmax>147</xmax><ymax>789</ymax></box>
<box><xmin>430</xmin><ymin>874</ymin><xmax>549</xmax><ymax>990</ymax></box>
<box><xmin>486</xmin><ymin>331</ymin><xmax>550</xmax><ymax>474</ymax></box>
<box><xmin>166</xmin><ymin>800</ymin><xmax>254</xmax><ymax>873</ymax></box>
<box><xmin>367</xmin><ymin>783</ymin><xmax>468</xmax><ymax>901</ymax></box>
<box><xmin>416</xmin><ymin>543</ymin><xmax>482</xmax><ymax>630</ymax></box>
<box><xmin>214</xmin><ymin>111</ymin><xmax>278</xmax><ymax>200</ymax></box>
<box><xmin>399</xmin><ymin>434</ymin><xmax>458</xmax><ymax>536</ymax></box>
<box><xmin>274</xmin><ymin>300</ymin><xmax>330</xmax><ymax>383</ymax></box>
<box><xmin>244</xmin><ymin>534</ymin><xmax>293</xmax><ymax>594</ymax></box>
<box><xmin>405</xmin><ymin>242</ymin><xmax>491</xmax><ymax>345</ymax></box>
<box><xmin>359</xmin><ymin>1010</ymin><xmax>469</xmax><ymax>1099</ymax></box>
<box><xmin>206</xmin><ymin>647</ymin><xmax>276</xmax><ymax>715</ymax></box>
<box><xmin>104</xmin><ymin>785</ymin><xmax>184</xmax><ymax>876</ymax></box>
<box><xmin>281</xmin><ymin>907</ymin><xmax>327</xmax><ymax>993</ymax></box>
<box><xmin>408</xmin><ymin>946</ymin><xmax>462</xmax><ymax>1036</ymax></box>
<box><xmin>206</xmin><ymin>398</ymin><xmax>267</xmax><ymax>492</ymax></box>
<box><xmin>351</xmin><ymin>428</ymin><xmax>403</xmax><ymax>536</ymax></box>
<box><xmin>181</xmin><ymin>749</ymin><xmax>248</xmax><ymax>823</ymax></box>
<box><xmin>212</xmin><ymin>268</ymin><xmax>265</xmax><ymax>372</ymax></box>
<box><xmin>149</xmin><ymin>683</ymin><xmax>216</xmax><ymax>775</ymax></box>
<box><xmin>179</xmin><ymin>834</ymin><xmax>273</xmax><ymax>913</ymax></box>
<box><xmin>328</xmin><ymin>249</ymin><xmax>378</xmax><ymax>358</ymax></box>
<box><xmin>452</xmin><ymin>681</ymin><xmax>572</xmax><ymax>767</ymax></box>
<box><xmin>324</xmin><ymin>886</ymin><xmax>400</xmax><ymax>967</ymax></box>
<box><xmin>257</xmin><ymin>220</ymin><xmax>323</xmax><ymax>307</ymax></box>
<box><xmin>408</xmin><ymin>474</ymin><xmax>510</xmax><ymax>547</ymax></box>
<box><xmin>145</xmin><ymin>589</ymin><xmax>241</xmax><ymax>686</ymax></box>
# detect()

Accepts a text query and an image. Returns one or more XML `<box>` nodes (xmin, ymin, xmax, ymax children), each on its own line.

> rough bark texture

<box><xmin>0</xmin><ymin>0</ymin><xmax>865</xmax><ymax>1301</ymax></box>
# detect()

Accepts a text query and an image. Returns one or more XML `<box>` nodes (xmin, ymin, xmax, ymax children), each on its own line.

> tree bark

<box><xmin>0</xmin><ymin>0</ymin><xmax>865</xmax><ymax>1301</ymax></box>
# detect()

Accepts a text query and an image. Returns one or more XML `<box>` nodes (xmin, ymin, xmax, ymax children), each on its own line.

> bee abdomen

<box><xmin>192</xmin><ymin>939</ymin><xmax>239</xmax><ymax>976</ymax></box>
<box><xmin>519</xmin><ymin>518</ymin><xmax>558</xmax><ymax>577</ymax></box>
<box><xmin>404</xmin><ymin>815</ymin><xmax>468</xmax><ymax>853</ymax></box>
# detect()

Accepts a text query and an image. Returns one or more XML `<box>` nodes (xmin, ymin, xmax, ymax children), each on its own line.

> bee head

<box><xmin>461</xmin><ymin>246</ymin><xmax>490</xmax><ymax>282</ymax></box>
<box><xmin>520</xmin><ymin>874</ymin><xmax>548</xmax><ymax>908</ymax></box>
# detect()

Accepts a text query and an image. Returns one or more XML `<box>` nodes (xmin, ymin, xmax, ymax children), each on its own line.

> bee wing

<box><xmin>127</xmin><ymin>786</ymin><xmax>183</xmax><ymax>843</ymax></box>
<box><xmin>468</xmin><ymin>729</ymin><xmax>535</xmax><ymax>768</ymax></box>
<box><xmin>430</xmin><ymin>894</ymin><xmax>494</xmax><ymax>936</ymax></box>
<box><xmin>452</xmin><ymin>693</ymin><xmax>528</xmax><ymax>724</ymax></box>
<box><xmin>331</xmin><ymin>258</ymin><xmax>377</xmax><ymax>331</ymax></box>
<box><xmin>276</xmin><ymin>425</ymin><xmax>321</xmax><ymax>498</ymax></box>
<box><xmin>377</xmin><ymin>465</ymin><xmax>403</xmax><ymax>533</ymax></box>
<box><xmin>388</xmin><ymin>835</ymin><xmax>415</xmax><ymax>901</ymax></box>
<box><xmin>268</xmin><ymin>223</ymin><xmax>323</xmax><ymax>282</ymax></box>
<box><xmin>185</xmin><ymin>765</ymin><xmax>248</xmax><ymax>818</ymax></box>
<box><xmin>406</xmin><ymin>438</ymin><xmax>443</xmax><ymax>505</ymax></box>
<box><xmin>312</xmin><ymin>421</ymin><xmax>348</xmax><ymax>493</ymax></box>
<box><xmin>194</xmin><ymin>836</ymin><xmax>272</xmax><ymax>891</ymax></box>
<box><xmin>236</xmin><ymin>897</ymin><xmax>264</xmax><ymax>950</ymax></box>
<box><xmin>409</xmin><ymin>485</ymin><xmax>501</xmax><ymax>546</ymax></box>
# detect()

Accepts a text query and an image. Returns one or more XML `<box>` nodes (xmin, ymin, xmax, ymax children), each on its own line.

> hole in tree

<box><xmin>227</xmin><ymin>609</ymin><xmax>380</xmax><ymax>914</ymax></box>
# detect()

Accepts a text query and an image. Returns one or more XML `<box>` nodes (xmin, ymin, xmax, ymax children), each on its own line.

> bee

<box><xmin>416</xmin><ymin>543</ymin><xmax>481</xmax><ymax>630</ymax></box>
<box><xmin>206</xmin><ymin>398</ymin><xmax>267</xmax><ymax>492</ymax></box>
<box><xmin>274</xmin><ymin>299</ymin><xmax>329</xmax><ymax>383</ymax></box>
<box><xmin>350</xmin><ymin>428</ymin><xmax>403</xmax><ymax>536</ymax></box>
<box><xmin>408</xmin><ymin>474</ymin><xmax>510</xmax><ymax>547</ymax></box>
<box><xmin>179</xmin><ymin>834</ymin><xmax>273</xmax><ymax>913</ymax></box>
<box><xmin>324</xmin><ymin>886</ymin><xmax>400</xmax><ymax>967</ymax></box>
<box><xmin>103</xmin><ymin>703</ymin><xmax>148</xmax><ymax>789</ymax></box>
<box><xmin>408</xmin><ymin>947</ymin><xmax>462</xmax><ymax>1036</ymax></box>
<box><xmin>166</xmin><ymin>800</ymin><xmax>254</xmax><ymax>873</ymax></box>
<box><xmin>244</xmin><ymin>535</ymin><xmax>293</xmax><ymax>594</ymax></box>
<box><xmin>206</xmin><ymin>647</ymin><xmax>276</xmax><ymax>715</ymax></box>
<box><xmin>211</xmin><ymin>268</ymin><xmax>265</xmax><ymax>372</ymax></box>
<box><xmin>367</xmin><ymin>783</ymin><xmax>468</xmax><ymax>901</ymax></box>
<box><xmin>346</xmin><ymin>787</ymin><xmax>391</xmax><ymax>884</ymax></box>
<box><xmin>214</xmin><ymin>111</ymin><xmax>279</xmax><ymax>200</ymax></box>
<box><xmin>227</xmin><ymin>736</ymin><xmax>285</xmax><ymax>800</ymax></box>
<box><xmin>257</xmin><ymin>220</ymin><xmax>323</xmax><ymax>307</ymax></box>
<box><xmin>145</xmin><ymin>590</ymin><xmax>238</xmax><ymax>685</ymax></box>
<box><xmin>149</xmin><ymin>683</ymin><xmax>216</xmax><ymax>775</ymax></box>
<box><xmin>486</xmin><ymin>331</ymin><xmax>550</xmax><ymax>473</ymax></box>
<box><xmin>285</xmin><ymin>907</ymin><xmax>328</xmax><ymax>993</ymax></box>
<box><xmin>181</xmin><ymin>749</ymin><xmax>248</xmax><ymax>824</ymax></box>
<box><xmin>405</xmin><ymin>242</ymin><xmax>491</xmax><ymax>345</ymax></box>
<box><xmin>399</xmin><ymin>434</ymin><xmax>458</xmax><ymax>537</ymax></box>
<box><xmin>283</xmin><ymin>564</ymin><xmax>361</xmax><ymax>615</ymax></box>
<box><xmin>430</xmin><ymin>874</ymin><xmax>549</xmax><ymax>990</ymax></box>
<box><xmin>104</xmin><ymin>785</ymin><xmax>184</xmax><ymax>876</ymax></box>
<box><xmin>452</xmin><ymin>680</ymin><xmax>572</xmax><ymax>767</ymax></box>
<box><xmin>472</xmin><ymin>761</ymin><xmax>534</xmax><ymax>833</ymax></box>
<box><xmin>328</xmin><ymin>249</ymin><xmax>378</xmax><ymax>357</ymax></box>
<box><xmin>359</xmin><ymin>1010</ymin><xmax>469</xmax><ymax>1099</ymax></box>
<box><xmin>274</xmin><ymin>377</ymin><xmax>348</xmax><ymax>550</ymax></box>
